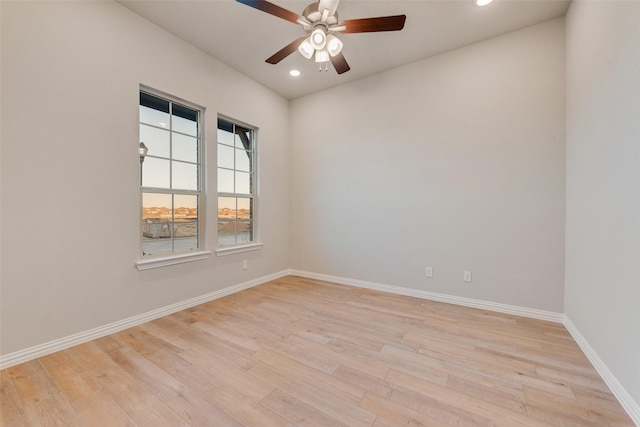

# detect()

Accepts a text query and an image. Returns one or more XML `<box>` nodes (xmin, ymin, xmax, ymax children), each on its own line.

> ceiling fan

<box><xmin>236</xmin><ymin>0</ymin><xmax>406</xmax><ymax>74</ymax></box>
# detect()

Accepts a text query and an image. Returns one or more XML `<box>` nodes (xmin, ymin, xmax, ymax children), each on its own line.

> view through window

<box><xmin>139</xmin><ymin>90</ymin><xmax>202</xmax><ymax>256</ymax></box>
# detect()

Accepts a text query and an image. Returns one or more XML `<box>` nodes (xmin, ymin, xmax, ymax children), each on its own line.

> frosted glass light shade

<box><xmin>298</xmin><ymin>38</ymin><xmax>314</xmax><ymax>59</ymax></box>
<box><xmin>326</xmin><ymin>34</ymin><xmax>343</xmax><ymax>57</ymax></box>
<box><xmin>310</xmin><ymin>28</ymin><xmax>327</xmax><ymax>50</ymax></box>
<box><xmin>315</xmin><ymin>49</ymin><xmax>329</xmax><ymax>63</ymax></box>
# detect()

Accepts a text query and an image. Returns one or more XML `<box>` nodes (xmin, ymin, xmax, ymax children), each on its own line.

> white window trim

<box><xmin>135</xmin><ymin>251</ymin><xmax>211</xmax><ymax>270</ymax></box>
<box><xmin>215</xmin><ymin>243</ymin><xmax>263</xmax><ymax>257</ymax></box>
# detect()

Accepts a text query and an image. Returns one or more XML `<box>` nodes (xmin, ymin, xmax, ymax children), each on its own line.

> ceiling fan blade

<box><xmin>236</xmin><ymin>0</ymin><xmax>302</xmax><ymax>25</ymax></box>
<box><xmin>266</xmin><ymin>37</ymin><xmax>307</xmax><ymax>64</ymax></box>
<box><xmin>330</xmin><ymin>52</ymin><xmax>350</xmax><ymax>74</ymax></box>
<box><xmin>340</xmin><ymin>15</ymin><xmax>406</xmax><ymax>34</ymax></box>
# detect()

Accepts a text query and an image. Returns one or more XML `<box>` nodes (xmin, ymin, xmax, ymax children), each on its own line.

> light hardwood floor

<box><xmin>0</xmin><ymin>276</ymin><xmax>634</xmax><ymax>426</ymax></box>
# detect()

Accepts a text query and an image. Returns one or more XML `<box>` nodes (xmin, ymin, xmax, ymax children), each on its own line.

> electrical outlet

<box><xmin>464</xmin><ymin>271</ymin><xmax>472</xmax><ymax>282</ymax></box>
<box><xmin>425</xmin><ymin>266</ymin><xmax>433</xmax><ymax>278</ymax></box>
<box><xmin>242</xmin><ymin>260</ymin><xmax>248</xmax><ymax>270</ymax></box>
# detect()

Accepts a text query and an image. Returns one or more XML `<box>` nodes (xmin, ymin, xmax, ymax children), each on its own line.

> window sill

<box><xmin>135</xmin><ymin>251</ymin><xmax>211</xmax><ymax>271</ymax></box>
<box><xmin>215</xmin><ymin>243</ymin><xmax>263</xmax><ymax>257</ymax></box>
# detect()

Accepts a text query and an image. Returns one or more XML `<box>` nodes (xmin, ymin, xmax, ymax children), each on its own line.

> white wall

<box><xmin>291</xmin><ymin>19</ymin><xmax>566</xmax><ymax>312</ymax></box>
<box><xmin>1</xmin><ymin>1</ymin><xmax>638</xmax><ymax>417</ymax></box>
<box><xmin>0</xmin><ymin>1</ymin><xmax>290</xmax><ymax>355</ymax></box>
<box><xmin>565</xmin><ymin>0</ymin><xmax>640</xmax><ymax>408</ymax></box>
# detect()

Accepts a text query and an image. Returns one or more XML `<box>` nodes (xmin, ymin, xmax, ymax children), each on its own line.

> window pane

<box><xmin>142</xmin><ymin>157</ymin><xmax>170</xmax><ymax>188</ymax></box>
<box><xmin>236</xmin><ymin>149</ymin><xmax>251</xmax><ymax>172</ymax></box>
<box><xmin>140</xmin><ymin>105</ymin><xmax>169</xmax><ymax>129</ymax></box>
<box><xmin>218</xmin><ymin>144</ymin><xmax>234</xmax><ymax>169</ymax></box>
<box><xmin>174</xmin><ymin>194</ymin><xmax>198</xmax><ymax>251</ymax></box>
<box><xmin>172</xmin><ymin>161</ymin><xmax>198</xmax><ymax>191</ymax></box>
<box><xmin>173</xmin><ymin>133</ymin><xmax>198</xmax><ymax>163</ymax></box>
<box><xmin>237</xmin><ymin>220</ymin><xmax>252</xmax><ymax>243</ymax></box>
<box><xmin>235</xmin><ymin>171</ymin><xmax>250</xmax><ymax>194</ymax></box>
<box><xmin>218</xmin><ymin>196</ymin><xmax>236</xmax><ymax>218</ymax></box>
<box><xmin>235</xmin><ymin>127</ymin><xmax>251</xmax><ymax>149</ymax></box>
<box><xmin>141</xmin><ymin>92</ymin><xmax>169</xmax><ymax>112</ymax></box>
<box><xmin>237</xmin><ymin>197</ymin><xmax>252</xmax><ymax>219</ymax></box>
<box><xmin>218</xmin><ymin>128</ymin><xmax>234</xmax><ymax>147</ymax></box>
<box><xmin>172</xmin><ymin>104</ymin><xmax>198</xmax><ymax>136</ymax></box>
<box><xmin>140</xmin><ymin>124</ymin><xmax>170</xmax><ymax>159</ymax></box>
<box><xmin>142</xmin><ymin>193</ymin><xmax>172</xmax><ymax>256</ymax></box>
<box><xmin>142</xmin><ymin>193</ymin><xmax>172</xmax><ymax>221</ymax></box>
<box><xmin>218</xmin><ymin>220</ymin><xmax>237</xmax><ymax>246</ymax></box>
<box><xmin>218</xmin><ymin>168</ymin><xmax>234</xmax><ymax>193</ymax></box>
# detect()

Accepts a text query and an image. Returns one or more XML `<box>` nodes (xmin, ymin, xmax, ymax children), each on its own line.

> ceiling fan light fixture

<box><xmin>235</xmin><ymin>0</ymin><xmax>407</xmax><ymax>75</ymax></box>
<box><xmin>475</xmin><ymin>0</ymin><xmax>494</xmax><ymax>6</ymax></box>
<box><xmin>298</xmin><ymin>38</ymin><xmax>314</xmax><ymax>59</ymax></box>
<box><xmin>326</xmin><ymin>34</ymin><xmax>343</xmax><ymax>57</ymax></box>
<box><xmin>310</xmin><ymin>28</ymin><xmax>327</xmax><ymax>50</ymax></box>
<box><xmin>315</xmin><ymin>48</ymin><xmax>329</xmax><ymax>63</ymax></box>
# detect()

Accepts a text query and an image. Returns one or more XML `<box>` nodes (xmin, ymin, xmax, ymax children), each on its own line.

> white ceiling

<box><xmin>118</xmin><ymin>0</ymin><xmax>570</xmax><ymax>100</ymax></box>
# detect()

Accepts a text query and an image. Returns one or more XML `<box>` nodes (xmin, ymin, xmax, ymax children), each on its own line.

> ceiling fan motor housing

<box><xmin>302</xmin><ymin>2</ymin><xmax>339</xmax><ymax>27</ymax></box>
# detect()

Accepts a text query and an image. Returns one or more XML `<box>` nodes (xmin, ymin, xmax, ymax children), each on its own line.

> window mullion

<box><xmin>169</xmin><ymin>102</ymin><xmax>174</xmax><ymax>191</ymax></box>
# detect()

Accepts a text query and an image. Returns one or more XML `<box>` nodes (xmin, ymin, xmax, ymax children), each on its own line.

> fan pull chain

<box><xmin>318</xmin><ymin>62</ymin><xmax>329</xmax><ymax>72</ymax></box>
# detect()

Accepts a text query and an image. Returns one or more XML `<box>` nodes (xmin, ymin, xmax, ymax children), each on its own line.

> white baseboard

<box><xmin>563</xmin><ymin>317</ymin><xmax>640</xmax><ymax>426</ymax></box>
<box><xmin>0</xmin><ymin>270</ymin><xmax>289</xmax><ymax>370</ymax></box>
<box><xmin>289</xmin><ymin>269</ymin><xmax>565</xmax><ymax>323</ymax></box>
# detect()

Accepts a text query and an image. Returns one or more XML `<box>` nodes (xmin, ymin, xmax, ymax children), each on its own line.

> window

<box><xmin>139</xmin><ymin>90</ymin><xmax>203</xmax><ymax>257</ymax></box>
<box><xmin>217</xmin><ymin>117</ymin><xmax>257</xmax><ymax>247</ymax></box>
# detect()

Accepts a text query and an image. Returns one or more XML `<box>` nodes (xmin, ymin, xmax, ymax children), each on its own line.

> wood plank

<box><xmin>70</xmin><ymin>390</ymin><xmax>136</xmax><ymax>427</ymax></box>
<box><xmin>332</xmin><ymin>365</ymin><xmax>393</xmax><ymax>398</ymax></box>
<box><xmin>199</xmin><ymin>385</ymin><xmax>287</xmax><ymax>427</ymax></box>
<box><xmin>252</xmin><ymin>348</ymin><xmax>365</xmax><ymax>402</ymax></box>
<box><xmin>446</xmin><ymin>374</ymin><xmax>527</xmax><ymax>414</ymax></box>
<box><xmin>0</xmin><ymin>375</ymin><xmax>27</xmax><ymax>427</ymax></box>
<box><xmin>260</xmin><ymin>388</ymin><xmax>349</xmax><ymax>427</ymax></box>
<box><xmin>385</xmin><ymin>368</ymin><xmax>555</xmax><ymax>427</ymax></box>
<box><xmin>66</xmin><ymin>341</ymin><xmax>119</xmax><ymax>374</ymax></box>
<box><xmin>96</xmin><ymin>365</ymin><xmax>186</xmax><ymax>427</ymax></box>
<box><xmin>359</xmin><ymin>391</ymin><xmax>451</xmax><ymax>427</ymax></box>
<box><xmin>166</xmin><ymin>360</ymin><xmax>248</xmax><ymax>426</ymax></box>
<box><xmin>108</xmin><ymin>346</ymin><xmax>185</xmax><ymax>402</ymax></box>
<box><xmin>387</xmin><ymin>386</ymin><xmax>494</xmax><ymax>426</ymax></box>
<box><xmin>22</xmin><ymin>391</ymin><xmax>82</xmax><ymax>426</ymax></box>
<box><xmin>39</xmin><ymin>350</ymin><xmax>100</xmax><ymax>403</ymax></box>
<box><xmin>248</xmin><ymin>362</ymin><xmax>377</xmax><ymax>427</ymax></box>
<box><xmin>7</xmin><ymin>360</ymin><xmax>59</xmax><ymax>406</ymax></box>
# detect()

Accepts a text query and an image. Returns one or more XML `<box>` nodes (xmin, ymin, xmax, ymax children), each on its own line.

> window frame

<box><xmin>136</xmin><ymin>87</ymin><xmax>210</xmax><ymax>270</ymax></box>
<box><xmin>215</xmin><ymin>115</ymin><xmax>261</xmax><ymax>255</ymax></box>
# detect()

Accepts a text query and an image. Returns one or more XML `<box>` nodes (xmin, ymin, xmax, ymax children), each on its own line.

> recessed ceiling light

<box><xmin>475</xmin><ymin>0</ymin><xmax>494</xmax><ymax>6</ymax></box>
<box><xmin>289</xmin><ymin>69</ymin><xmax>301</xmax><ymax>77</ymax></box>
